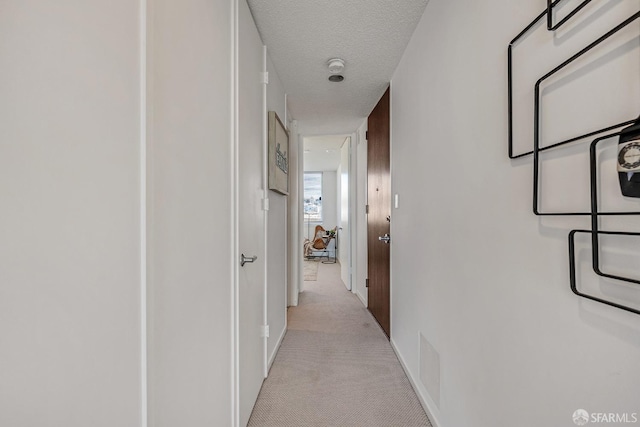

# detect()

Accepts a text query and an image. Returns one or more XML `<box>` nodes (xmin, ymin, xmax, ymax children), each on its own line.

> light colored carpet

<box><xmin>248</xmin><ymin>262</ymin><xmax>432</xmax><ymax>427</ymax></box>
<box><xmin>303</xmin><ymin>260</ymin><xmax>319</xmax><ymax>281</ymax></box>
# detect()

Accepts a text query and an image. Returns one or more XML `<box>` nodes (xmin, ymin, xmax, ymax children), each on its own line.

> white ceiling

<box><xmin>303</xmin><ymin>135</ymin><xmax>347</xmax><ymax>171</ymax></box>
<box><xmin>247</xmin><ymin>0</ymin><xmax>429</xmax><ymax>136</ymax></box>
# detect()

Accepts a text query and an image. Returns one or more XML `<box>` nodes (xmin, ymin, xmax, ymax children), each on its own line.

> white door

<box><xmin>237</xmin><ymin>1</ymin><xmax>266</xmax><ymax>426</ymax></box>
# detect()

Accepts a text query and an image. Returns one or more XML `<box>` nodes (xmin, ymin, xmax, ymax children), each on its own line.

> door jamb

<box><xmin>230</xmin><ymin>0</ymin><xmax>240</xmax><ymax>424</ymax></box>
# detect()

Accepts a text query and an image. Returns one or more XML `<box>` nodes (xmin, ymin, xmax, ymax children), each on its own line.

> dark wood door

<box><xmin>367</xmin><ymin>86</ymin><xmax>391</xmax><ymax>338</ymax></box>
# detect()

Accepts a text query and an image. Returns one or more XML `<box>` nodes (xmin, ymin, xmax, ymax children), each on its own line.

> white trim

<box><xmin>298</xmin><ymin>133</ymin><xmax>305</xmax><ymax>294</ymax></box>
<box><xmin>356</xmin><ymin>290</ymin><xmax>367</xmax><ymax>308</ymax></box>
<box><xmin>282</xmin><ymin>116</ymin><xmax>289</xmax><ymax>334</ymax></box>
<box><xmin>262</xmin><ymin>45</ymin><xmax>269</xmax><ymax>380</ymax></box>
<box><xmin>390</xmin><ymin>339</ymin><xmax>443</xmax><ymax>427</ymax></box>
<box><xmin>354</xmin><ymin>119</ymin><xmax>368</xmax><ymax>309</ymax></box>
<box><xmin>289</xmin><ymin>120</ymin><xmax>300</xmax><ymax>306</ymax></box>
<box><xmin>349</xmin><ymin>133</ymin><xmax>357</xmax><ymax>295</ymax></box>
<box><xmin>284</xmin><ymin>93</ymin><xmax>287</xmax><ymax>130</ymax></box>
<box><xmin>284</xmin><ymin>96</ymin><xmax>292</xmax><ymax>310</ymax></box>
<box><xmin>267</xmin><ymin>327</ymin><xmax>287</xmax><ymax>372</ymax></box>
<box><xmin>231</xmin><ymin>0</ymin><xmax>240</xmax><ymax>425</ymax></box>
<box><xmin>139</xmin><ymin>0</ymin><xmax>148</xmax><ymax>425</ymax></box>
<box><xmin>280</xmin><ymin>81</ymin><xmax>290</xmax><ymax>327</ymax></box>
<box><xmin>294</xmin><ymin>121</ymin><xmax>301</xmax><ymax>305</ymax></box>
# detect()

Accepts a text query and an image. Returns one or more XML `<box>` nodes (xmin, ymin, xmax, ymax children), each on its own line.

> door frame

<box><xmin>231</xmin><ymin>2</ymin><xmax>239</xmax><ymax>425</ymax></box>
<box><xmin>296</xmin><ymin>133</ymin><xmax>359</xmax><ymax>296</ymax></box>
<box><xmin>293</xmin><ymin>125</ymin><xmax>372</xmax><ymax>303</ymax></box>
<box><xmin>355</xmin><ymin>122</ymin><xmax>369</xmax><ymax>307</ymax></box>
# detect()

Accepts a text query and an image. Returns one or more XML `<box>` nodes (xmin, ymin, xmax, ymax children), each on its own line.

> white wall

<box><xmin>266</xmin><ymin>55</ymin><xmax>288</xmax><ymax>367</ymax></box>
<box><xmin>390</xmin><ymin>1</ymin><xmax>640</xmax><ymax>426</ymax></box>
<box><xmin>0</xmin><ymin>2</ymin><xmax>142</xmax><ymax>426</ymax></box>
<box><xmin>147</xmin><ymin>0</ymin><xmax>233</xmax><ymax>426</ymax></box>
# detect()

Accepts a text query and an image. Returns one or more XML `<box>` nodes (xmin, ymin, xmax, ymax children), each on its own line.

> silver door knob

<box><xmin>241</xmin><ymin>254</ymin><xmax>258</xmax><ymax>267</ymax></box>
<box><xmin>378</xmin><ymin>233</ymin><xmax>390</xmax><ymax>244</ymax></box>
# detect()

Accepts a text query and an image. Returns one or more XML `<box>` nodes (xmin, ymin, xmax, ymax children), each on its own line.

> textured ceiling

<box><xmin>247</xmin><ymin>0</ymin><xmax>429</xmax><ymax>135</ymax></box>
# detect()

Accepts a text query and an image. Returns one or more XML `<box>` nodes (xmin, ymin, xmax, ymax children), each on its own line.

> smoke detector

<box><xmin>327</xmin><ymin>58</ymin><xmax>345</xmax><ymax>74</ymax></box>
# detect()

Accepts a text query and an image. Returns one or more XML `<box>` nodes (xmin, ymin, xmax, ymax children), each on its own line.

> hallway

<box><xmin>248</xmin><ymin>261</ymin><xmax>432</xmax><ymax>426</ymax></box>
<box><xmin>4</xmin><ymin>2</ymin><xmax>640</xmax><ymax>426</ymax></box>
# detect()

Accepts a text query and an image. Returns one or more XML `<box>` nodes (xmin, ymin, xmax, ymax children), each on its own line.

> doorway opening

<box><xmin>301</xmin><ymin>135</ymin><xmax>352</xmax><ymax>291</ymax></box>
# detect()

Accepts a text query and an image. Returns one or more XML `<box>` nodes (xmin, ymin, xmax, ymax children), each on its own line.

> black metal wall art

<box><xmin>588</xmin><ymin>130</ymin><xmax>640</xmax><ymax>287</ymax></box>
<box><xmin>569</xmin><ymin>230</ymin><xmax>640</xmax><ymax>316</ymax></box>
<box><xmin>508</xmin><ymin>2</ymin><xmax>640</xmax><ymax>316</ymax></box>
<box><xmin>546</xmin><ymin>0</ymin><xmax>593</xmax><ymax>31</ymax></box>
<box><xmin>508</xmin><ymin>1</ymin><xmax>560</xmax><ymax>159</ymax></box>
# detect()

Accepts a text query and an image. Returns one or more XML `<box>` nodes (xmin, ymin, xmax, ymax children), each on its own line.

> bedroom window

<box><xmin>304</xmin><ymin>172</ymin><xmax>322</xmax><ymax>222</ymax></box>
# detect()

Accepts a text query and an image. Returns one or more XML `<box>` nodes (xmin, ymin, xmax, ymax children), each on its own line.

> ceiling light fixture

<box><xmin>327</xmin><ymin>58</ymin><xmax>345</xmax><ymax>74</ymax></box>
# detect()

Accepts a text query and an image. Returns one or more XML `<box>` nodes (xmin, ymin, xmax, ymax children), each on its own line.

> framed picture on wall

<box><xmin>268</xmin><ymin>111</ymin><xmax>289</xmax><ymax>195</ymax></box>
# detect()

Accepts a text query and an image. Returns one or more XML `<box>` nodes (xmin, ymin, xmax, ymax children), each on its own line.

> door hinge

<box><xmin>262</xmin><ymin>198</ymin><xmax>270</xmax><ymax>211</ymax></box>
<box><xmin>365</xmin><ymin>278</ymin><xmax>369</xmax><ymax>288</ymax></box>
<box><xmin>366</xmin><ymin>204</ymin><xmax>369</xmax><ymax>214</ymax></box>
<box><xmin>261</xmin><ymin>72</ymin><xmax>269</xmax><ymax>85</ymax></box>
<box><xmin>365</xmin><ymin>131</ymin><xmax>368</xmax><ymax>141</ymax></box>
<box><xmin>261</xmin><ymin>325</ymin><xmax>270</xmax><ymax>338</ymax></box>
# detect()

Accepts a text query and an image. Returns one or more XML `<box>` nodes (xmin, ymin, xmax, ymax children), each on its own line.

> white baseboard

<box><xmin>356</xmin><ymin>290</ymin><xmax>367</xmax><ymax>308</ymax></box>
<box><xmin>390</xmin><ymin>338</ymin><xmax>443</xmax><ymax>427</ymax></box>
<box><xmin>267</xmin><ymin>325</ymin><xmax>287</xmax><ymax>373</ymax></box>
